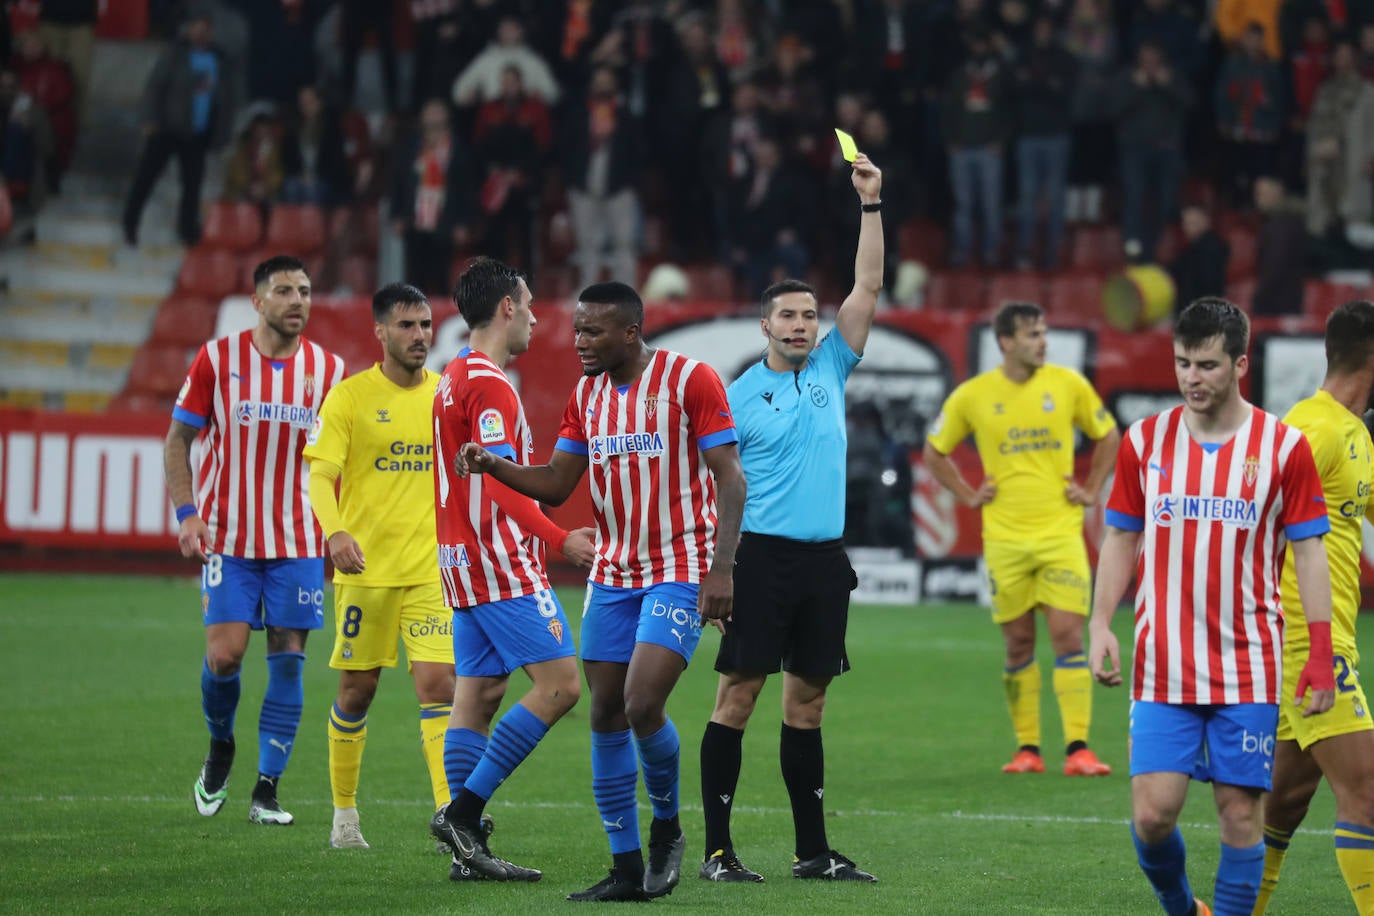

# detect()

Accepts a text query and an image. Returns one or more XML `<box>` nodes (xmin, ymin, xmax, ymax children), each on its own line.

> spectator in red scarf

<box><xmin>388</xmin><ymin>99</ymin><xmax>473</xmax><ymax>296</ymax></box>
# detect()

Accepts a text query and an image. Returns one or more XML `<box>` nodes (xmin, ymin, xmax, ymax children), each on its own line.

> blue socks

<box><xmin>1133</xmin><ymin>825</ymin><xmax>1194</xmax><ymax>916</ymax></box>
<box><xmin>443</xmin><ymin>727</ymin><xmax>488</xmax><ymax>798</ymax></box>
<box><xmin>200</xmin><ymin>658</ymin><xmax>239</xmax><ymax>741</ymax></box>
<box><xmin>1213</xmin><ymin>841</ymin><xmax>1264</xmax><ymax>916</ymax></box>
<box><xmin>257</xmin><ymin>652</ymin><xmax>304</xmax><ymax>778</ymax></box>
<box><xmin>636</xmin><ymin>719</ymin><xmax>680</xmax><ymax>820</ymax></box>
<box><xmin>592</xmin><ymin>729</ymin><xmax>640</xmax><ymax>854</ymax></box>
<box><xmin>464</xmin><ymin>704</ymin><xmax>549</xmax><ymax>801</ymax></box>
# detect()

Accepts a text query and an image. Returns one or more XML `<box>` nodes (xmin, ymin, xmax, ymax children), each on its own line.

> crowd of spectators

<box><xmin>12</xmin><ymin>0</ymin><xmax>1374</xmax><ymax>308</ymax></box>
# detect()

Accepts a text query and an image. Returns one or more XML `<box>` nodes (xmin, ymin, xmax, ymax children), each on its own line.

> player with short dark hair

<box><xmin>428</xmin><ymin>256</ymin><xmax>596</xmax><ymax>883</ymax></box>
<box><xmin>165</xmin><ymin>256</ymin><xmax>345</xmax><ymax>825</ymax></box>
<box><xmin>924</xmin><ymin>300</ymin><xmax>1120</xmax><ymax>776</ymax></box>
<box><xmin>697</xmin><ymin>153</ymin><xmax>883</xmax><ymax>885</ymax></box>
<box><xmin>1090</xmin><ymin>298</ymin><xmax>1336</xmax><ymax>916</ymax></box>
<box><xmin>301</xmin><ymin>282</ymin><xmax>455</xmax><ymax>849</ymax></box>
<box><xmin>1254</xmin><ymin>300</ymin><xmax>1374</xmax><ymax>914</ymax></box>
<box><xmin>454</xmin><ymin>279</ymin><xmax>747</xmax><ymax>901</ymax></box>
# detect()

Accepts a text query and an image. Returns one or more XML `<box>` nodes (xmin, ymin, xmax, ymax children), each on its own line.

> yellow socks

<box><xmin>1003</xmin><ymin>660</ymin><xmax>1041</xmax><ymax>749</ymax></box>
<box><xmin>328</xmin><ymin>703</ymin><xmax>367</xmax><ymax>809</ymax></box>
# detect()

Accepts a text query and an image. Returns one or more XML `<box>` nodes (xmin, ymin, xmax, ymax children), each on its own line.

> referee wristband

<box><xmin>175</xmin><ymin>504</ymin><xmax>198</xmax><ymax>523</ymax></box>
<box><xmin>860</xmin><ymin>201</ymin><xmax>882</xmax><ymax>212</ymax></box>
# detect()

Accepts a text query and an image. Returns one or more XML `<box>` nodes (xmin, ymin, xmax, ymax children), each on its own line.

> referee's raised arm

<box><xmin>834</xmin><ymin>153</ymin><xmax>884</xmax><ymax>356</ymax></box>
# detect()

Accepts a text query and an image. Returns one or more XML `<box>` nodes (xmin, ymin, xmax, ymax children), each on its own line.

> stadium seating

<box><xmin>174</xmin><ymin>248</ymin><xmax>241</xmax><ymax>300</ymax></box>
<box><xmin>121</xmin><ymin>343</ymin><xmax>195</xmax><ymax>400</ymax></box>
<box><xmin>1045</xmin><ymin>272</ymin><xmax>1106</xmax><ymax>324</ymax></box>
<box><xmin>264</xmin><ymin>204</ymin><xmax>327</xmax><ymax>256</ymax></box>
<box><xmin>149</xmin><ymin>296</ymin><xmax>219</xmax><ymax>348</ymax></box>
<box><xmin>200</xmin><ymin>201</ymin><xmax>263</xmax><ymax>253</ymax></box>
<box><xmin>685</xmin><ymin>265</ymin><xmax>736</xmax><ymax>302</ymax></box>
<box><xmin>1303</xmin><ymin>281</ymin><xmax>1366</xmax><ymax>320</ymax></box>
<box><xmin>337</xmin><ymin>254</ymin><xmax>377</xmax><ymax>297</ymax></box>
<box><xmin>922</xmin><ymin>271</ymin><xmax>985</xmax><ymax>312</ymax></box>
<box><xmin>985</xmin><ymin>272</ymin><xmax>1046</xmax><ymax>309</ymax></box>
<box><xmin>1223</xmin><ymin>225</ymin><xmax>1257</xmax><ymax>281</ymax></box>
<box><xmin>898</xmin><ymin>220</ymin><xmax>948</xmax><ymax>267</ymax></box>
<box><xmin>1066</xmin><ymin>225</ymin><xmax>1123</xmax><ymax>272</ymax></box>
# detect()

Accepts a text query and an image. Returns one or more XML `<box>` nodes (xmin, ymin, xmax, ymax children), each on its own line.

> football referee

<box><xmin>697</xmin><ymin>152</ymin><xmax>883</xmax><ymax>884</ymax></box>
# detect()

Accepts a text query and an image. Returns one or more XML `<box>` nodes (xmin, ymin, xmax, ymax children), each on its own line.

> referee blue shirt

<box><xmin>728</xmin><ymin>330</ymin><xmax>861</xmax><ymax>542</ymax></box>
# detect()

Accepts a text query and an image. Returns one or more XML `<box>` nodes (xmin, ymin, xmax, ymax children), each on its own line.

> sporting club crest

<box><xmin>1243</xmin><ymin>455</ymin><xmax>1259</xmax><ymax>487</ymax></box>
<box><xmin>547</xmin><ymin>618</ymin><xmax>565</xmax><ymax>643</ymax></box>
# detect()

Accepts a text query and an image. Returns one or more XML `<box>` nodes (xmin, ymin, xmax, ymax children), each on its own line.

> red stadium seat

<box><xmin>921</xmin><ymin>271</ymin><xmax>985</xmax><ymax>312</ymax></box>
<box><xmin>1045</xmin><ymin>272</ymin><xmax>1106</xmax><ymax>325</ymax></box>
<box><xmin>264</xmin><ymin>204</ymin><xmax>327</xmax><ymax>255</ymax></box>
<box><xmin>1067</xmin><ymin>226</ymin><xmax>1124</xmax><ymax>272</ymax></box>
<box><xmin>175</xmin><ymin>248</ymin><xmax>242</xmax><ymax>300</ymax></box>
<box><xmin>1153</xmin><ymin>224</ymin><xmax>1183</xmax><ymax>264</ymax></box>
<box><xmin>337</xmin><ymin>254</ymin><xmax>376</xmax><ymax>296</ymax></box>
<box><xmin>201</xmin><ymin>201</ymin><xmax>262</xmax><ymax>252</ymax></box>
<box><xmin>898</xmin><ymin>220</ymin><xmax>948</xmax><ymax>267</ymax></box>
<box><xmin>149</xmin><ymin>296</ymin><xmax>219</xmax><ymax>348</ymax></box>
<box><xmin>1303</xmin><ymin>281</ymin><xmax>1364</xmax><ymax>320</ymax></box>
<box><xmin>685</xmin><ymin>265</ymin><xmax>735</xmax><ymax>302</ymax></box>
<box><xmin>122</xmin><ymin>344</ymin><xmax>196</xmax><ymax>399</ymax></box>
<box><xmin>536</xmin><ymin>264</ymin><xmax>579</xmax><ymax>302</ymax></box>
<box><xmin>109</xmin><ymin>392</ymin><xmax>172</xmax><ymax>414</ymax></box>
<box><xmin>1223</xmin><ymin>226</ymin><xmax>1257</xmax><ymax>281</ymax></box>
<box><xmin>330</xmin><ymin>204</ymin><xmax>381</xmax><ymax>256</ymax></box>
<box><xmin>1226</xmin><ymin>278</ymin><xmax>1257</xmax><ymax>311</ymax></box>
<box><xmin>985</xmin><ymin>272</ymin><xmax>1047</xmax><ymax>309</ymax></box>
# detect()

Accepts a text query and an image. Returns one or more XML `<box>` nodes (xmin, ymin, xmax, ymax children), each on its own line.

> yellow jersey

<box><xmin>1280</xmin><ymin>389</ymin><xmax>1374</xmax><ymax>660</ymax></box>
<box><xmin>303</xmin><ymin>365</ymin><xmax>440</xmax><ymax>587</ymax></box>
<box><xmin>927</xmin><ymin>363</ymin><xmax>1116</xmax><ymax>541</ymax></box>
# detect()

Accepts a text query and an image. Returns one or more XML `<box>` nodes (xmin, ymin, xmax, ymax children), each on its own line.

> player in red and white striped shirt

<box><xmin>164</xmin><ymin>256</ymin><xmax>345</xmax><ymax>826</ymax></box>
<box><xmin>428</xmin><ymin>257</ymin><xmax>595</xmax><ymax>882</ymax></box>
<box><xmin>1089</xmin><ymin>298</ymin><xmax>1335</xmax><ymax>916</ymax></box>
<box><xmin>456</xmin><ymin>282</ymin><xmax>747</xmax><ymax>901</ymax></box>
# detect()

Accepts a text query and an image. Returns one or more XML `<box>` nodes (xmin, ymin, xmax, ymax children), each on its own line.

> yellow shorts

<box><xmin>330</xmin><ymin>581</ymin><xmax>453</xmax><ymax>671</ymax></box>
<box><xmin>983</xmin><ymin>537</ymin><xmax>1091</xmax><ymax>625</ymax></box>
<box><xmin>1277</xmin><ymin>649</ymin><xmax>1373</xmax><ymax>749</ymax></box>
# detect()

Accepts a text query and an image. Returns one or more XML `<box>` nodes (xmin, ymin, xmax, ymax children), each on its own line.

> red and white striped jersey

<box><xmin>173</xmin><ymin>330</ymin><xmax>345</xmax><ymax>558</ymax></box>
<box><xmin>432</xmin><ymin>348</ymin><xmax>549</xmax><ymax>607</ymax></box>
<box><xmin>555</xmin><ymin>349</ymin><xmax>738</xmax><ymax>588</ymax></box>
<box><xmin>1104</xmin><ymin>404</ymin><xmax>1329</xmax><ymax>704</ymax></box>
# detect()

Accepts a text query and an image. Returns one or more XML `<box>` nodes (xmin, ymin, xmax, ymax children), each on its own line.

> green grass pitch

<box><xmin>0</xmin><ymin>573</ymin><xmax>1357</xmax><ymax>914</ymax></box>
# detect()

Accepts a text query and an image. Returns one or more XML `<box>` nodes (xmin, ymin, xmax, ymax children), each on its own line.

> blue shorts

<box><xmin>579</xmin><ymin>581</ymin><xmax>703</xmax><ymax>665</ymax></box>
<box><xmin>453</xmin><ymin>588</ymin><xmax>575</xmax><ymax>678</ymax></box>
<box><xmin>201</xmin><ymin>555</ymin><xmax>325</xmax><ymax>631</ymax></box>
<box><xmin>1130</xmin><ymin>700</ymin><xmax>1278</xmax><ymax>790</ymax></box>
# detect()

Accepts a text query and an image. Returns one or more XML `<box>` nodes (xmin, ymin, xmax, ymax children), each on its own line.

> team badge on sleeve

<box><xmin>176</xmin><ymin>377</ymin><xmax>192</xmax><ymax>405</ymax></box>
<box><xmin>478</xmin><ymin>409</ymin><xmax>506</xmax><ymax>444</ymax></box>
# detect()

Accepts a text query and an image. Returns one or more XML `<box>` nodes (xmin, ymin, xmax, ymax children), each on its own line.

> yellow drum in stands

<box><xmin>1102</xmin><ymin>265</ymin><xmax>1176</xmax><ymax>331</ymax></box>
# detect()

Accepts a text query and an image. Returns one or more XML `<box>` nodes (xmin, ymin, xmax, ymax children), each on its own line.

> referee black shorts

<box><xmin>714</xmin><ymin>532</ymin><xmax>856</xmax><ymax>679</ymax></box>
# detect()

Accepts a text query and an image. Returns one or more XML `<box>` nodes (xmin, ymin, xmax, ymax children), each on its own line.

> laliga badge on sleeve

<box><xmin>834</xmin><ymin>128</ymin><xmax>858</xmax><ymax>163</ymax></box>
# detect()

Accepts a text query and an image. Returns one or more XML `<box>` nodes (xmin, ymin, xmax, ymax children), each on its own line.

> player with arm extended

<box><xmin>301</xmin><ymin>282</ymin><xmax>455</xmax><ymax>850</ymax></box>
<box><xmin>1253</xmin><ymin>300</ymin><xmax>1374</xmax><ymax>915</ymax></box>
<box><xmin>164</xmin><ymin>255</ymin><xmax>345</xmax><ymax>825</ymax></box>
<box><xmin>427</xmin><ymin>256</ymin><xmax>597</xmax><ymax>883</ymax></box>
<box><xmin>454</xmin><ymin>280</ymin><xmax>747</xmax><ymax>901</ymax></box>
<box><xmin>1088</xmin><ymin>298</ymin><xmax>1335</xmax><ymax>916</ymax></box>
<box><xmin>697</xmin><ymin>152</ymin><xmax>882</xmax><ymax>885</ymax></box>
<box><xmin>923</xmin><ymin>301</ymin><xmax>1120</xmax><ymax>776</ymax></box>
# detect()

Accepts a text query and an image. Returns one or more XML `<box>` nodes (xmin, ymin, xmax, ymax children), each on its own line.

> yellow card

<box><xmin>834</xmin><ymin>128</ymin><xmax>858</xmax><ymax>163</ymax></box>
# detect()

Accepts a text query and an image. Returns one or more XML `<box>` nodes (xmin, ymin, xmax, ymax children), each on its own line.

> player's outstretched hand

<box><xmin>1089</xmin><ymin>625</ymin><xmax>1122</xmax><ymax>687</ymax></box>
<box><xmin>699</xmin><ymin>565</ymin><xmax>734</xmax><ymax>625</ymax></box>
<box><xmin>328</xmin><ymin>531</ymin><xmax>366</xmax><ymax>574</ymax></box>
<box><xmin>178</xmin><ymin>515</ymin><xmax>211</xmax><ymax>563</ymax></box>
<box><xmin>562</xmin><ymin>526</ymin><xmax>597</xmax><ymax>568</ymax></box>
<box><xmin>1295</xmin><ymin>659</ymin><xmax>1336</xmax><ymax>717</ymax></box>
<box><xmin>851</xmin><ymin>152</ymin><xmax>882</xmax><ymax>200</ymax></box>
<box><xmin>455</xmin><ymin>442</ymin><xmax>495</xmax><ymax>478</ymax></box>
<box><xmin>1065</xmin><ymin>476</ymin><xmax>1095</xmax><ymax>507</ymax></box>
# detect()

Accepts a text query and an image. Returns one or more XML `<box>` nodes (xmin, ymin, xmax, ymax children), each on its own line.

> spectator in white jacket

<box><xmin>451</xmin><ymin>17</ymin><xmax>559</xmax><ymax>108</ymax></box>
